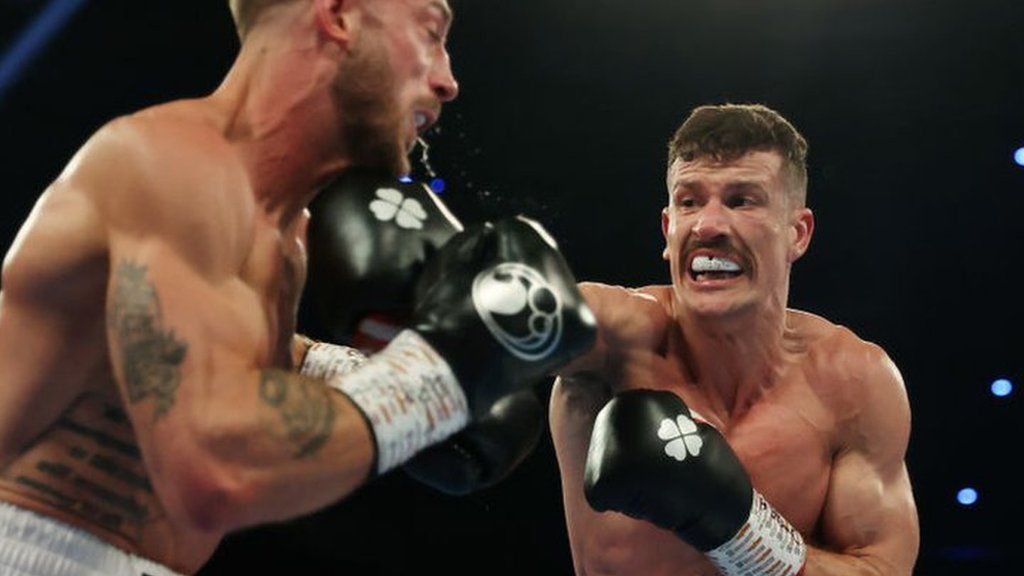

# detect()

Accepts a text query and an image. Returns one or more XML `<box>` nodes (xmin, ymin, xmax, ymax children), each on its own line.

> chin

<box><xmin>688</xmin><ymin>302</ymin><xmax>749</xmax><ymax>320</ymax></box>
<box><xmin>676</xmin><ymin>288</ymin><xmax>759</xmax><ymax>321</ymax></box>
<box><xmin>353</xmin><ymin>138</ymin><xmax>408</xmax><ymax>176</ymax></box>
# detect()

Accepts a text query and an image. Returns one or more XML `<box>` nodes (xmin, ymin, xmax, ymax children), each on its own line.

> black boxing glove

<box><xmin>403</xmin><ymin>387</ymin><xmax>544</xmax><ymax>495</ymax></box>
<box><xmin>306</xmin><ymin>168</ymin><xmax>462</xmax><ymax>348</ymax></box>
<box><xmin>584</xmin><ymin>390</ymin><xmax>806</xmax><ymax>576</ymax></box>
<box><xmin>327</xmin><ymin>216</ymin><xmax>595</xmax><ymax>476</ymax></box>
<box><xmin>304</xmin><ymin>172</ymin><xmax>547</xmax><ymax>491</ymax></box>
<box><xmin>410</xmin><ymin>215</ymin><xmax>597</xmax><ymax>414</ymax></box>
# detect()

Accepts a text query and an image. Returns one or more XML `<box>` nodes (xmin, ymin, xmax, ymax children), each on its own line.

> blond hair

<box><xmin>228</xmin><ymin>0</ymin><xmax>296</xmax><ymax>40</ymax></box>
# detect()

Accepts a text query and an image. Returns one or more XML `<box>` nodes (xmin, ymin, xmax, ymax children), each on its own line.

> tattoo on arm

<box><xmin>259</xmin><ymin>370</ymin><xmax>336</xmax><ymax>458</ymax></box>
<box><xmin>107</xmin><ymin>261</ymin><xmax>188</xmax><ymax>418</ymax></box>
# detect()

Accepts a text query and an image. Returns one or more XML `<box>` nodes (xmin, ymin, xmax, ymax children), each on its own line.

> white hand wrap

<box><xmin>326</xmin><ymin>330</ymin><xmax>469</xmax><ymax>475</ymax></box>
<box><xmin>300</xmin><ymin>342</ymin><xmax>369</xmax><ymax>379</ymax></box>
<box><xmin>706</xmin><ymin>490</ymin><xmax>806</xmax><ymax>576</ymax></box>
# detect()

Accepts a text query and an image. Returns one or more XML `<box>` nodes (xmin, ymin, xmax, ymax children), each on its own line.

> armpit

<box><xmin>553</xmin><ymin>375</ymin><xmax>612</xmax><ymax>419</ymax></box>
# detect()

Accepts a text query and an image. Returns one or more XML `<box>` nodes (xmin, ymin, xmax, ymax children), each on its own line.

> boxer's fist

<box><xmin>403</xmin><ymin>387</ymin><xmax>545</xmax><ymax>495</ymax></box>
<box><xmin>306</xmin><ymin>169</ymin><xmax>462</xmax><ymax>345</ymax></box>
<box><xmin>411</xmin><ymin>215</ymin><xmax>597</xmax><ymax>415</ymax></box>
<box><xmin>584</xmin><ymin>389</ymin><xmax>751</xmax><ymax>549</ymax></box>
<box><xmin>584</xmin><ymin>390</ymin><xmax>806</xmax><ymax>575</ymax></box>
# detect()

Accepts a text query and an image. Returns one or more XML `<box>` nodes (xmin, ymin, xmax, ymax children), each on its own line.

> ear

<box><xmin>661</xmin><ymin>207</ymin><xmax>671</xmax><ymax>261</ymax></box>
<box><xmin>314</xmin><ymin>0</ymin><xmax>357</xmax><ymax>47</ymax></box>
<box><xmin>787</xmin><ymin>207</ymin><xmax>814</xmax><ymax>263</ymax></box>
<box><xmin>297</xmin><ymin>209</ymin><xmax>311</xmax><ymax>244</ymax></box>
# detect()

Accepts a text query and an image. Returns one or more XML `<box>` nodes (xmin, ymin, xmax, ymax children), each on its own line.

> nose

<box><xmin>692</xmin><ymin>199</ymin><xmax>730</xmax><ymax>242</ymax></box>
<box><xmin>431</xmin><ymin>50</ymin><xmax>459</xmax><ymax>102</ymax></box>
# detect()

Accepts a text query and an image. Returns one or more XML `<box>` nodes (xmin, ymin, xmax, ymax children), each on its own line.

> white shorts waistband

<box><xmin>0</xmin><ymin>502</ymin><xmax>184</xmax><ymax>576</ymax></box>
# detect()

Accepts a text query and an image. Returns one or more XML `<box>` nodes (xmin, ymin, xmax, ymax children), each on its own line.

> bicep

<box><xmin>549</xmin><ymin>375</ymin><xmax>609</xmax><ymax>574</ymax></box>
<box><xmin>104</xmin><ymin>232</ymin><xmax>274</xmax><ymax>515</ymax></box>
<box><xmin>104</xmin><ymin>232</ymin><xmax>262</xmax><ymax>456</ymax></box>
<box><xmin>819</xmin><ymin>449</ymin><xmax>918</xmax><ymax>571</ymax></box>
<box><xmin>818</xmin><ymin>353</ymin><xmax>919</xmax><ymax>572</ymax></box>
<box><xmin>94</xmin><ymin>119</ymin><xmax>257</xmax><ymax>428</ymax></box>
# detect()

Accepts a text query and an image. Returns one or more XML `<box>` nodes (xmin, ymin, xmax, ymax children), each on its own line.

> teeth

<box><xmin>415</xmin><ymin>113</ymin><xmax>427</xmax><ymax>129</ymax></box>
<box><xmin>691</xmin><ymin>255</ymin><xmax>741</xmax><ymax>273</ymax></box>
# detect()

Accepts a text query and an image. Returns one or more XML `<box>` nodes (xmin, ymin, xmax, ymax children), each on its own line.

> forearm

<box><xmin>183</xmin><ymin>333</ymin><xmax>467</xmax><ymax>531</ymax></box>
<box><xmin>290</xmin><ymin>333</ymin><xmax>317</xmax><ymax>370</ymax></box>
<box><xmin>174</xmin><ymin>367</ymin><xmax>375</xmax><ymax>532</ymax></box>
<box><xmin>803</xmin><ymin>545</ymin><xmax>908</xmax><ymax>576</ymax></box>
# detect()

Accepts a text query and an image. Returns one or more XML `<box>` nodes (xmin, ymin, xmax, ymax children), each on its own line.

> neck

<box><xmin>209</xmin><ymin>18</ymin><xmax>352</xmax><ymax>227</ymax></box>
<box><xmin>671</xmin><ymin>291</ymin><xmax>793</xmax><ymax>421</ymax></box>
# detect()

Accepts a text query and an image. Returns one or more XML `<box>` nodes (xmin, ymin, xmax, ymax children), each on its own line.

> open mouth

<box><xmin>688</xmin><ymin>254</ymin><xmax>745</xmax><ymax>283</ymax></box>
<box><xmin>406</xmin><ymin>111</ymin><xmax>435</xmax><ymax>153</ymax></box>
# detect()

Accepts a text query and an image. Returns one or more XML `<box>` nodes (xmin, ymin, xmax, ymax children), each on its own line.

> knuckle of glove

<box><xmin>307</xmin><ymin>168</ymin><xmax>461</xmax><ymax>341</ymax></box>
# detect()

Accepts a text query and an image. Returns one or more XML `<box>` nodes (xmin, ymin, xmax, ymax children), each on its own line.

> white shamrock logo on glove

<box><xmin>657</xmin><ymin>413</ymin><xmax>703</xmax><ymax>462</ymax></box>
<box><xmin>369</xmin><ymin>187</ymin><xmax>428</xmax><ymax>230</ymax></box>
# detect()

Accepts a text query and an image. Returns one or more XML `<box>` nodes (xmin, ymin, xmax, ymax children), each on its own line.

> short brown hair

<box><xmin>668</xmin><ymin>104</ymin><xmax>809</xmax><ymax>206</ymax></box>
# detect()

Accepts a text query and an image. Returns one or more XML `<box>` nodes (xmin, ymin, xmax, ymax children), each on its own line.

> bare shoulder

<box><xmin>579</xmin><ymin>282</ymin><xmax>673</xmax><ymax>349</ymax></box>
<box><xmin>789</xmin><ymin>309</ymin><xmax>910</xmax><ymax>444</ymax></box>
<box><xmin>552</xmin><ymin>283</ymin><xmax>673</xmax><ymax>415</ymax></box>
<box><xmin>65</xmin><ymin>103</ymin><xmax>253</xmax><ymax>274</ymax></box>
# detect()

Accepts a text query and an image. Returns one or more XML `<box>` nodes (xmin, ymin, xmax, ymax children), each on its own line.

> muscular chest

<box><xmin>239</xmin><ymin>225</ymin><xmax>307</xmax><ymax>365</ymax></box>
<box><xmin>612</xmin><ymin>353</ymin><xmax>833</xmax><ymax>534</ymax></box>
<box><xmin>724</xmin><ymin>401</ymin><xmax>832</xmax><ymax>534</ymax></box>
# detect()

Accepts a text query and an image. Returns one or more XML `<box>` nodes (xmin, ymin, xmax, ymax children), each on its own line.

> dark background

<box><xmin>1</xmin><ymin>0</ymin><xmax>1022</xmax><ymax>574</ymax></box>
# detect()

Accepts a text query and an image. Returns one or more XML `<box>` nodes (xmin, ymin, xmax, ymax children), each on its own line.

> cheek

<box><xmin>743</xmin><ymin>223</ymin><xmax>787</xmax><ymax>265</ymax></box>
<box><xmin>405</xmin><ymin>35</ymin><xmax>433</xmax><ymax>76</ymax></box>
<box><xmin>666</xmin><ymin>212</ymin><xmax>690</xmax><ymax>237</ymax></box>
<box><xmin>665</xmin><ymin>220</ymin><xmax>687</xmax><ymax>252</ymax></box>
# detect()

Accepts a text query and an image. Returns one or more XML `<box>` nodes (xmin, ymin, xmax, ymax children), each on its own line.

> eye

<box><xmin>424</xmin><ymin>19</ymin><xmax>446</xmax><ymax>44</ymax></box>
<box><xmin>676</xmin><ymin>196</ymin><xmax>696</xmax><ymax>208</ymax></box>
<box><xmin>727</xmin><ymin>195</ymin><xmax>756</xmax><ymax>208</ymax></box>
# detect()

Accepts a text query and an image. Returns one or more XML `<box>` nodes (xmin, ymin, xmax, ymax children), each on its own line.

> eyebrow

<box><xmin>724</xmin><ymin>181</ymin><xmax>768</xmax><ymax>193</ymax></box>
<box><xmin>673</xmin><ymin>178</ymin><xmax>767</xmax><ymax>189</ymax></box>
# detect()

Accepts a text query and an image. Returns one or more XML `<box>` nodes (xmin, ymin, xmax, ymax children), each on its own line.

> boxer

<box><xmin>550</xmin><ymin>104</ymin><xmax>920</xmax><ymax>575</ymax></box>
<box><xmin>0</xmin><ymin>1</ymin><xmax>595</xmax><ymax>574</ymax></box>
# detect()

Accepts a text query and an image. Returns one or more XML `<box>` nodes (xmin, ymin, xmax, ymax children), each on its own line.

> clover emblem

<box><xmin>657</xmin><ymin>413</ymin><xmax>703</xmax><ymax>462</ymax></box>
<box><xmin>368</xmin><ymin>187</ymin><xmax>428</xmax><ymax>230</ymax></box>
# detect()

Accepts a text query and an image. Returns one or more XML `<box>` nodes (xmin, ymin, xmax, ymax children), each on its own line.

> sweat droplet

<box><xmin>416</xmin><ymin>137</ymin><xmax>437</xmax><ymax>179</ymax></box>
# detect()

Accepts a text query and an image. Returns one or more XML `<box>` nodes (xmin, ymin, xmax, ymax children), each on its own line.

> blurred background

<box><xmin>1</xmin><ymin>0</ymin><xmax>1021</xmax><ymax>574</ymax></box>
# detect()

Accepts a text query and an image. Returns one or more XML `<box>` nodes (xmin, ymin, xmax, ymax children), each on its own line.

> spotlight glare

<box><xmin>957</xmin><ymin>488</ymin><xmax>978</xmax><ymax>506</ymax></box>
<box><xmin>991</xmin><ymin>378</ymin><xmax>1014</xmax><ymax>397</ymax></box>
<box><xmin>1015</xmin><ymin>147</ymin><xmax>1024</xmax><ymax>167</ymax></box>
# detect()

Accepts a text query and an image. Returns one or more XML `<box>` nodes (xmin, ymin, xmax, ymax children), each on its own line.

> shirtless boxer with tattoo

<box><xmin>0</xmin><ymin>2</ymin><xmax>595</xmax><ymax>574</ymax></box>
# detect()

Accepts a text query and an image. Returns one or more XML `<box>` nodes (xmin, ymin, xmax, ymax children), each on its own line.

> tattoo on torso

<box><xmin>107</xmin><ymin>261</ymin><xmax>188</xmax><ymax>418</ymax></box>
<box><xmin>1</xmin><ymin>396</ymin><xmax>161</xmax><ymax>545</ymax></box>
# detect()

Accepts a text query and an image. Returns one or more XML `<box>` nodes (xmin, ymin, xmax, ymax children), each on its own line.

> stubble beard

<box><xmin>334</xmin><ymin>33</ymin><xmax>409</xmax><ymax>176</ymax></box>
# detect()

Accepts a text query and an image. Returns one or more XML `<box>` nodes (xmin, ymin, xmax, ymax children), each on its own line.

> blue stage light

<box><xmin>957</xmin><ymin>488</ymin><xmax>978</xmax><ymax>506</ymax></box>
<box><xmin>429</xmin><ymin>178</ymin><xmax>446</xmax><ymax>194</ymax></box>
<box><xmin>0</xmin><ymin>0</ymin><xmax>90</xmax><ymax>101</ymax></box>
<box><xmin>398</xmin><ymin>175</ymin><xmax>414</xmax><ymax>183</ymax></box>
<box><xmin>1015</xmin><ymin>147</ymin><xmax>1024</xmax><ymax>167</ymax></box>
<box><xmin>991</xmin><ymin>378</ymin><xmax>1013</xmax><ymax>397</ymax></box>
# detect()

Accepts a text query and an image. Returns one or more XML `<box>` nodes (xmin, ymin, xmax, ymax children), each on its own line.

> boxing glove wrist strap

<box><xmin>705</xmin><ymin>490</ymin><xmax>807</xmax><ymax>576</ymax></box>
<box><xmin>328</xmin><ymin>330</ymin><xmax>469</xmax><ymax>475</ymax></box>
<box><xmin>300</xmin><ymin>342</ymin><xmax>369</xmax><ymax>379</ymax></box>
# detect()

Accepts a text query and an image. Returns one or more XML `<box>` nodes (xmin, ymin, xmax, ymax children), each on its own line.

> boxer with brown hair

<box><xmin>551</xmin><ymin>104</ymin><xmax>920</xmax><ymax>576</ymax></box>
